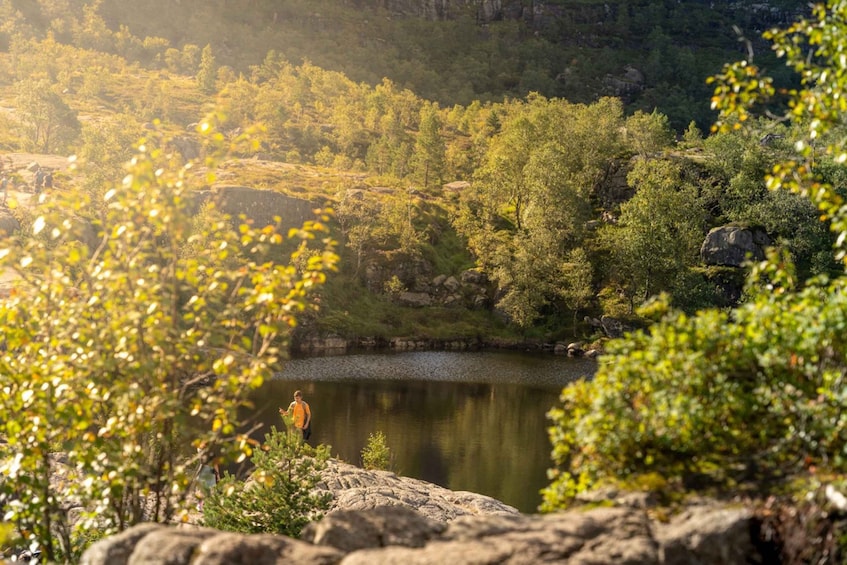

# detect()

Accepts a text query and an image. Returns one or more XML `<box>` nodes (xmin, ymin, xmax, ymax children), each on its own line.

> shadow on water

<box><xmin>245</xmin><ymin>350</ymin><xmax>596</xmax><ymax>513</ymax></box>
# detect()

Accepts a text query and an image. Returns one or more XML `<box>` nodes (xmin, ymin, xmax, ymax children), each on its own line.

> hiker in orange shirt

<box><xmin>279</xmin><ymin>390</ymin><xmax>311</xmax><ymax>440</ymax></box>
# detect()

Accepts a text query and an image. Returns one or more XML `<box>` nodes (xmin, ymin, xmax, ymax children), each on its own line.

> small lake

<box><xmin>247</xmin><ymin>350</ymin><xmax>596</xmax><ymax>513</ymax></box>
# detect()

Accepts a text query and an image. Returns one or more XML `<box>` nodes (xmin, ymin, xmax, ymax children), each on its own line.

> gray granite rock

<box><xmin>318</xmin><ymin>460</ymin><xmax>519</xmax><ymax>521</ymax></box>
<box><xmin>81</xmin><ymin>464</ymin><xmax>766</xmax><ymax>565</ymax></box>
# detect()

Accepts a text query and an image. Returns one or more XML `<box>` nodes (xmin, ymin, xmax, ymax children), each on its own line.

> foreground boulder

<box><xmin>80</xmin><ymin>523</ymin><xmax>344</xmax><ymax>565</ymax></box>
<box><xmin>80</xmin><ymin>462</ymin><xmax>769</xmax><ymax>564</ymax></box>
<box><xmin>81</xmin><ymin>501</ymin><xmax>763</xmax><ymax>565</ymax></box>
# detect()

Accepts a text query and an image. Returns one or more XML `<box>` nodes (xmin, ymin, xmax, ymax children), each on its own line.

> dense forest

<box><xmin>89</xmin><ymin>0</ymin><xmax>804</xmax><ymax>132</ymax></box>
<box><xmin>0</xmin><ymin>0</ymin><xmax>833</xmax><ymax>345</ymax></box>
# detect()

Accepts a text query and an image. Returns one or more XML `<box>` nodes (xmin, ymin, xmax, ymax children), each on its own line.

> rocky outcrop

<box><xmin>603</xmin><ymin>65</ymin><xmax>645</xmax><ymax>101</ymax></box>
<box><xmin>317</xmin><ymin>460</ymin><xmax>518</xmax><ymax>521</ymax></box>
<box><xmin>553</xmin><ymin>341</ymin><xmax>602</xmax><ymax>358</ymax></box>
<box><xmin>80</xmin><ymin>500</ymin><xmax>767</xmax><ymax>565</ymax></box>
<box><xmin>363</xmin><ymin>254</ymin><xmax>433</xmax><ymax>294</ymax></box>
<box><xmin>700</xmin><ymin>225</ymin><xmax>771</xmax><ymax>267</ymax></box>
<box><xmin>209</xmin><ymin>185</ymin><xmax>318</xmax><ymax>230</ymax></box>
<box><xmin>585</xmin><ymin>315</ymin><xmax>634</xmax><ymax>339</ymax></box>
<box><xmin>378</xmin><ymin>0</ymin><xmax>505</xmax><ymax>21</ymax></box>
<box><xmin>373</xmin><ymin>0</ymin><xmax>803</xmax><ymax>31</ymax></box>
<box><xmin>78</xmin><ymin>458</ymin><xmax>772</xmax><ymax>564</ymax></box>
<box><xmin>290</xmin><ymin>333</ymin><xmax>604</xmax><ymax>355</ymax></box>
<box><xmin>442</xmin><ymin>180</ymin><xmax>470</xmax><ymax>195</ymax></box>
<box><xmin>363</xmin><ymin>258</ymin><xmax>492</xmax><ymax>310</ymax></box>
<box><xmin>80</xmin><ymin>523</ymin><xmax>344</xmax><ymax>565</ymax></box>
<box><xmin>0</xmin><ymin>209</ymin><xmax>19</xmax><ymax>236</ymax></box>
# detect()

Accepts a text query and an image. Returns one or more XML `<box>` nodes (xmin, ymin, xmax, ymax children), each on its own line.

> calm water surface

<box><xmin>248</xmin><ymin>350</ymin><xmax>596</xmax><ymax>513</ymax></box>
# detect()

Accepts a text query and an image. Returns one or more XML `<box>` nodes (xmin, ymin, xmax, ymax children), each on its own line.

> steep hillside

<box><xmin>0</xmin><ymin>1</ymin><xmax>831</xmax><ymax>348</ymax></box>
<box><xmin>79</xmin><ymin>0</ymin><xmax>805</xmax><ymax>130</ymax></box>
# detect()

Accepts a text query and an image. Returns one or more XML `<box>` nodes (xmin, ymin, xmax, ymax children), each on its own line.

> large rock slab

<box><xmin>700</xmin><ymin>225</ymin><xmax>771</xmax><ymax>267</ymax></box>
<box><xmin>80</xmin><ymin>523</ymin><xmax>343</xmax><ymax>565</ymax></box>
<box><xmin>339</xmin><ymin>507</ymin><xmax>659</xmax><ymax>565</ymax></box>
<box><xmin>210</xmin><ymin>185</ymin><xmax>318</xmax><ymax>230</ymax></box>
<box><xmin>301</xmin><ymin>505</ymin><xmax>445</xmax><ymax>552</ymax></box>
<box><xmin>655</xmin><ymin>504</ymin><xmax>756</xmax><ymax>565</ymax></box>
<box><xmin>318</xmin><ymin>460</ymin><xmax>519</xmax><ymax>522</ymax></box>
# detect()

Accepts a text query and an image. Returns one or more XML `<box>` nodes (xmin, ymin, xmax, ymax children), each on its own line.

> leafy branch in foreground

<box><xmin>543</xmin><ymin>0</ymin><xmax>847</xmax><ymax>511</ymax></box>
<box><xmin>0</xmin><ymin>119</ymin><xmax>338</xmax><ymax>560</ymax></box>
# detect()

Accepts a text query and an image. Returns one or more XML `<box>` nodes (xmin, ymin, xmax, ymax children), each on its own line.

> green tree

<box><xmin>472</xmin><ymin>98</ymin><xmax>538</xmax><ymax>231</ymax></box>
<box><xmin>361</xmin><ymin>430</ymin><xmax>392</xmax><ymax>471</ymax></box>
<box><xmin>77</xmin><ymin>113</ymin><xmax>145</xmax><ymax>202</ymax></box>
<box><xmin>702</xmin><ymin>130</ymin><xmax>772</xmax><ymax>217</ymax></box>
<box><xmin>15</xmin><ymin>78</ymin><xmax>80</xmax><ymax>153</ymax></box>
<box><xmin>196</xmin><ymin>43</ymin><xmax>217</xmax><ymax>94</ymax></box>
<box><xmin>336</xmin><ymin>191</ymin><xmax>383</xmax><ymax>273</ymax></box>
<box><xmin>558</xmin><ymin>247</ymin><xmax>594</xmax><ymax>334</ymax></box>
<box><xmin>543</xmin><ymin>0</ymin><xmax>847</xmax><ymax>511</ymax></box>
<box><xmin>72</xmin><ymin>2</ymin><xmax>114</xmax><ymax>53</ymax></box>
<box><xmin>624</xmin><ymin>109</ymin><xmax>675</xmax><ymax>157</ymax></box>
<box><xmin>202</xmin><ymin>426</ymin><xmax>332</xmax><ymax>537</ymax></box>
<box><xmin>681</xmin><ymin>120</ymin><xmax>703</xmax><ymax>147</ymax></box>
<box><xmin>0</xmin><ymin>120</ymin><xmax>338</xmax><ymax>560</ymax></box>
<box><xmin>412</xmin><ymin>102</ymin><xmax>447</xmax><ymax>190</ymax></box>
<box><xmin>459</xmin><ymin>95</ymin><xmax>625</xmax><ymax>328</ymax></box>
<box><xmin>601</xmin><ymin>158</ymin><xmax>705</xmax><ymax>309</ymax></box>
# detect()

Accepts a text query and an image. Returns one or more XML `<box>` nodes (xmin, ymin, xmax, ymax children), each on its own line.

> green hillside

<box><xmin>0</xmin><ymin>0</ymin><xmax>832</xmax><ymax>348</ymax></box>
<box><xmin>5</xmin><ymin>0</ymin><xmax>805</xmax><ymax>131</ymax></box>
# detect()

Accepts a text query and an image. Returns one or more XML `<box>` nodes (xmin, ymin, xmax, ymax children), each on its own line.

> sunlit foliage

<box><xmin>0</xmin><ymin>120</ymin><xmax>337</xmax><ymax>560</ymax></box>
<box><xmin>202</xmin><ymin>425</ymin><xmax>332</xmax><ymax>537</ymax></box>
<box><xmin>361</xmin><ymin>430</ymin><xmax>392</xmax><ymax>471</ymax></box>
<box><xmin>543</xmin><ymin>0</ymin><xmax>847</xmax><ymax>511</ymax></box>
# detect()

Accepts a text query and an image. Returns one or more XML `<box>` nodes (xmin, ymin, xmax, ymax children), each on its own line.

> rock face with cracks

<box><xmin>81</xmin><ymin>461</ymin><xmax>767</xmax><ymax>565</ymax></box>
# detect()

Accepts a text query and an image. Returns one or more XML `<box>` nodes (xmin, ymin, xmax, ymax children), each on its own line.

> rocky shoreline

<box><xmin>291</xmin><ymin>334</ymin><xmax>603</xmax><ymax>358</ymax></box>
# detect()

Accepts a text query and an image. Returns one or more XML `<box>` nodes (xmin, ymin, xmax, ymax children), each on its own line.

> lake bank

<box><xmin>290</xmin><ymin>334</ymin><xmax>604</xmax><ymax>359</ymax></box>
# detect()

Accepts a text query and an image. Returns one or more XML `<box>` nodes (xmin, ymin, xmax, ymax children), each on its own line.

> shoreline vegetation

<box><xmin>290</xmin><ymin>334</ymin><xmax>604</xmax><ymax>358</ymax></box>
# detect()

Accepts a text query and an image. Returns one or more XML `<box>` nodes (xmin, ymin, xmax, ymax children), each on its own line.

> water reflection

<box><xmin>246</xmin><ymin>351</ymin><xmax>596</xmax><ymax>513</ymax></box>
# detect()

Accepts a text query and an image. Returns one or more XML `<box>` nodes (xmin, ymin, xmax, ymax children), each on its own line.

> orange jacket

<box><xmin>287</xmin><ymin>400</ymin><xmax>311</xmax><ymax>429</ymax></box>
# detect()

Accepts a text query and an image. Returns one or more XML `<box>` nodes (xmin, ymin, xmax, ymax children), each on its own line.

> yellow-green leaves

<box><xmin>545</xmin><ymin>2</ymin><xmax>847</xmax><ymax>511</ymax></box>
<box><xmin>0</xmin><ymin>121</ymin><xmax>338</xmax><ymax>559</ymax></box>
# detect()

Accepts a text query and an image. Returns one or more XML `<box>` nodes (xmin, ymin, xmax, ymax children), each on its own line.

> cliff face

<box><xmin>371</xmin><ymin>0</ymin><xmax>503</xmax><ymax>21</ymax></box>
<box><xmin>370</xmin><ymin>0</ymin><xmax>801</xmax><ymax>32</ymax></box>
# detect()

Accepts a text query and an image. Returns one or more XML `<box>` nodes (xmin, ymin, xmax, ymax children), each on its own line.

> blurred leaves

<box><xmin>0</xmin><ymin>120</ymin><xmax>337</xmax><ymax>559</ymax></box>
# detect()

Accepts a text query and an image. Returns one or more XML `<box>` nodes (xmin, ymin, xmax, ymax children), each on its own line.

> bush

<box><xmin>543</xmin><ymin>275</ymin><xmax>847</xmax><ymax>509</ymax></box>
<box><xmin>361</xmin><ymin>431</ymin><xmax>391</xmax><ymax>471</ymax></box>
<box><xmin>544</xmin><ymin>0</ymin><xmax>847</xmax><ymax>512</ymax></box>
<box><xmin>202</xmin><ymin>426</ymin><xmax>332</xmax><ymax>537</ymax></box>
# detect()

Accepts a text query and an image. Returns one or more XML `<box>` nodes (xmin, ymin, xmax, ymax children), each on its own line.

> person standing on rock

<box><xmin>33</xmin><ymin>167</ymin><xmax>44</xmax><ymax>194</ymax></box>
<box><xmin>195</xmin><ymin>443</ymin><xmax>221</xmax><ymax>511</ymax></box>
<box><xmin>1</xmin><ymin>174</ymin><xmax>8</xmax><ymax>205</ymax></box>
<box><xmin>279</xmin><ymin>390</ymin><xmax>311</xmax><ymax>441</ymax></box>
